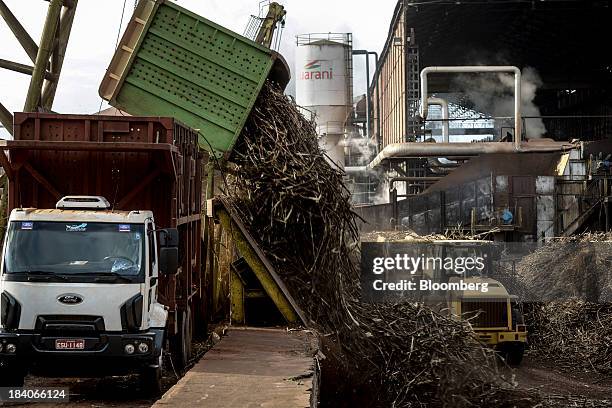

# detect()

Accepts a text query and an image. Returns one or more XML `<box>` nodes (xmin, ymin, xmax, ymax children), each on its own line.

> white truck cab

<box><xmin>0</xmin><ymin>196</ymin><xmax>177</xmax><ymax>393</ymax></box>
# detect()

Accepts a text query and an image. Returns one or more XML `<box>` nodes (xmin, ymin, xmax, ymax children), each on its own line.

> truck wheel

<box><xmin>185</xmin><ymin>307</ymin><xmax>193</xmax><ymax>361</ymax></box>
<box><xmin>140</xmin><ymin>353</ymin><xmax>163</xmax><ymax>396</ymax></box>
<box><xmin>171</xmin><ymin>310</ymin><xmax>191</xmax><ymax>371</ymax></box>
<box><xmin>505</xmin><ymin>343</ymin><xmax>525</xmax><ymax>367</ymax></box>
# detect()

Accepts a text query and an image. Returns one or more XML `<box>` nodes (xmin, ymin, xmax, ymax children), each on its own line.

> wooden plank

<box><xmin>153</xmin><ymin>328</ymin><xmax>316</xmax><ymax>408</ymax></box>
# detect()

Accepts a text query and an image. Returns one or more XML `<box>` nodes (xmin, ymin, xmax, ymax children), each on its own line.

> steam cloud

<box><xmin>452</xmin><ymin>66</ymin><xmax>546</xmax><ymax>138</ymax></box>
<box><xmin>346</xmin><ymin>133</ymin><xmax>374</xmax><ymax>165</ymax></box>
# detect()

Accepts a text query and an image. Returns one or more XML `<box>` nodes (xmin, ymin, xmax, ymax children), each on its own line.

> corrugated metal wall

<box><xmin>371</xmin><ymin>2</ymin><xmax>406</xmax><ymax>148</ymax></box>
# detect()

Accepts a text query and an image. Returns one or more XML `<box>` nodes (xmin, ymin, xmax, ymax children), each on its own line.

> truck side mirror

<box><xmin>159</xmin><ymin>228</ymin><xmax>179</xmax><ymax>247</ymax></box>
<box><xmin>159</xmin><ymin>247</ymin><xmax>178</xmax><ymax>276</ymax></box>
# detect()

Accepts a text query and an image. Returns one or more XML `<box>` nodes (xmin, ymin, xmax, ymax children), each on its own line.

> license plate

<box><xmin>55</xmin><ymin>339</ymin><xmax>85</xmax><ymax>350</ymax></box>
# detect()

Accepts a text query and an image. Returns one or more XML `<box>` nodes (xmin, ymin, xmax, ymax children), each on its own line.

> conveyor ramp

<box><xmin>153</xmin><ymin>328</ymin><xmax>318</xmax><ymax>407</ymax></box>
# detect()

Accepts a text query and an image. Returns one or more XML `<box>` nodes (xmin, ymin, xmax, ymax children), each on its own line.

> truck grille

<box><xmin>35</xmin><ymin>315</ymin><xmax>105</xmax><ymax>336</ymax></box>
<box><xmin>462</xmin><ymin>300</ymin><xmax>508</xmax><ymax>328</ymax></box>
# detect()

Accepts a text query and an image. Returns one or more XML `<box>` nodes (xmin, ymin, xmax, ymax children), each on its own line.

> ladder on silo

<box><xmin>344</xmin><ymin>33</ymin><xmax>354</xmax><ymax>129</ymax></box>
<box><xmin>405</xmin><ymin>27</ymin><xmax>421</xmax><ymax>142</ymax></box>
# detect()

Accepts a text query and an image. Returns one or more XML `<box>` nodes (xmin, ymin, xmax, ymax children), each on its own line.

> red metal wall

<box><xmin>9</xmin><ymin>113</ymin><xmax>205</xmax><ymax>318</ymax></box>
<box><xmin>10</xmin><ymin>113</ymin><xmax>201</xmax><ymax>229</ymax></box>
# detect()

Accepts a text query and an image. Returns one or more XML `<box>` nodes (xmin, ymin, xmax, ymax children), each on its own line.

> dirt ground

<box><xmin>511</xmin><ymin>355</ymin><xmax>612</xmax><ymax>407</ymax></box>
<box><xmin>4</xmin><ymin>352</ymin><xmax>612</xmax><ymax>407</ymax></box>
<box><xmin>1</xmin><ymin>337</ymin><xmax>214</xmax><ymax>407</ymax></box>
<box><xmin>4</xmin><ymin>368</ymin><xmax>176</xmax><ymax>407</ymax></box>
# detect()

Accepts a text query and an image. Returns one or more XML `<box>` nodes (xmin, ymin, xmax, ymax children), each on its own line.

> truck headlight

<box><xmin>6</xmin><ymin>344</ymin><xmax>16</xmax><ymax>354</ymax></box>
<box><xmin>137</xmin><ymin>343</ymin><xmax>149</xmax><ymax>354</ymax></box>
<box><xmin>124</xmin><ymin>344</ymin><xmax>135</xmax><ymax>355</ymax></box>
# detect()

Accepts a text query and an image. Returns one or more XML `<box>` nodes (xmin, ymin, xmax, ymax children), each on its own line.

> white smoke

<box><xmin>346</xmin><ymin>136</ymin><xmax>373</xmax><ymax>165</ymax></box>
<box><xmin>371</xmin><ymin>176</ymin><xmax>390</xmax><ymax>205</ymax></box>
<box><xmin>452</xmin><ymin>66</ymin><xmax>546</xmax><ymax>138</ymax></box>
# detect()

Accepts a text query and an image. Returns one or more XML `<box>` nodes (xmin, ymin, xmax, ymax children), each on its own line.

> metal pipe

<box><xmin>42</xmin><ymin>0</ymin><xmax>78</xmax><ymax>109</ymax></box>
<box><xmin>344</xmin><ymin>166</ymin><xmax>378</xmax><ymax>176</ymax></box>
<box><xmin>364</xmin><ymin>53</ymin><xmax>370</xmax><ymax>137</ymax></box>
<box><xmin>391</xmin><ymin>176</ymin><xmax>442</xmax><ymax>184</ymax></box>
<box><xmin>373</xmin><ymin>52</ymin><xmax>381</xmax><ymax>152</ymax></box>
<box><xmin>419</xmin><ymin>66</ymin><xmax>522</xmax><ymax>147</ymax></box>
<box><xmin>427</xmin><ymin>97</ymin><xmax>449</xmax><ymax>142</ymax></box>
<box><xmin>0</xmin><ymin>0</ymin><xmax>39</xmax><ymax>63</ymax></box>
<box><xmin>0</xmin><ymin>58</ymin><xmax>55</xmax><ymax>80</ymax></box>
<box><xmin>367</xmin><ymin>51</ymin><xmax>380</xmax><ymax>150</ymax></box>
<box><xmin>24</xmin><ymin>0</ymin><xmax>63</xmax><ymax>112</ymax></box>
<box><xmin>353</xmin><ymin>50</ymin><xmax>371</xmax><ymax>137</ymax></box>
<box><xmin>366</xmin><ymin>141</ymin><xmax>575</xmax><ymax>170</ymax></box>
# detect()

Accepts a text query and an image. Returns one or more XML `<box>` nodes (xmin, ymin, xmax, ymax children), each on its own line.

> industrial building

<box><xmin>299</xmin><ymin>0</ymin><xmax>612</xmax><ymax>242</ymax></box>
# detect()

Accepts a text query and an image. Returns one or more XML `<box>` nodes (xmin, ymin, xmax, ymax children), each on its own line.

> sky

<box><xmin>0</xmin><ymin>0</ymin><xmax>398</xmax><ymax>135</ymax></box>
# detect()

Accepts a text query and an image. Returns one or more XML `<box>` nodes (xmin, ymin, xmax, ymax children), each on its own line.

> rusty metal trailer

<box><xmin>1</xmin><ymin>112</ymin><xmax>206</xmax><ymax>362</ymax></box>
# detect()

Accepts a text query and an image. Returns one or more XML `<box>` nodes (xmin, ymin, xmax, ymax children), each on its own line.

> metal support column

<box><xmin>24</xmin><ymin>0</ymin><xmax>63</xmax><ymax>112</ymax></box>
<box><xmin>217</xmin><ymin>209</ymin><xmax>301</xmax><ymax>324</ymax></box>
<box><xmin>42</xmin><ymin>0</ymin><xmax>78</xmax><ymax>109</ymax></box>
<box><xmin>0</xmin><ymin>102</ymin><xmax>13</xmax><ymax>136</ymax></box>
<box><xmin>0</xmin><ymin>58</ymin><xmax>55</xmax><ymax>80</ymax></box>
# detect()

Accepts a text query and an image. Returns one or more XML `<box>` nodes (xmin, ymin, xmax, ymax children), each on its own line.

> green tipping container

<box><xmin>99</xmin><ymin>0</ymin><xmax>289</xmax><ymax>158</ymax></box>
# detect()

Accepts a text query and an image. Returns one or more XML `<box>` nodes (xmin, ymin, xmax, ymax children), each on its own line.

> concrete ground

<box><xmin>153</xmin><ymin>327</ymin><xmax>317</xmax><ymax>408</ymax></box>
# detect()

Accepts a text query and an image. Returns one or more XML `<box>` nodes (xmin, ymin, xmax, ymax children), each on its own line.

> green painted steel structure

<box><xmin>100</xmin><ymin>0</ymin><xmax>289</xmax><ymax>157</ymax></box>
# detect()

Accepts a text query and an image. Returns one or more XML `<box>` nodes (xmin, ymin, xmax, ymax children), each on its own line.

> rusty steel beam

<box><xmin>0</xmin><ymin>150</ymin><xmax>13</xmax><ymax>180</ymax></box>
<box><xmin>0</xmin><ymin>101</ymin><xmax>13</xmax><ymax>136</ymax></box>
<box><xmin>117</xmin><ymin>167</ymin><xmax>161</xmax><ymax>208</ymax></box>
<box><xmin>42</xmin><ymin>0</ymin><xmax>78</xmax><ymax>109</ymax></box>
<box><xmin>0</xmin><ymin>0</ymin><xmax>39</xmax><ymax>63</ymax></box>
<box><xmin>22</xmin><ymin>161</ymin><xmax>62</xmax><ymax>199</ymax></box>
<box><xmin>24</xmin><ymin>0</ymin><xmax>63</xmax><ymax>112</ymax></box>
<box><xmin>0</xmin><ymin>58</ymin><xmax>55</xmax><ymax>80</ymax></box>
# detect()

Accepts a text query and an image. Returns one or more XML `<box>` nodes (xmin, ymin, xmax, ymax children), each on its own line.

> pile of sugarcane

<box><xmin>223</xmin><ymin>82</ymin><xmax>537</xmax><ymax>407</ymax></box>
<box><xmin>517</xmin><ymin>233</ymin><xmax>612</xmax><ymax>374</ymax></box>
<box><xmin>526</xmin><ymin>299</ymin><xmax>612</xmax><ymax>374</ymax></box>
<box><xmin>516</xmin><ymin>234</ymin><xmax>612</xmax><ymax>302</ymax></box>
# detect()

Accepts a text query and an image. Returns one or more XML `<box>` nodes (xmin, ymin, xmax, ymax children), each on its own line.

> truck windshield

<box><xmin>3</xmin><ymin>221</ymin><xmax>145</xmax><ymax>276</ymax></box>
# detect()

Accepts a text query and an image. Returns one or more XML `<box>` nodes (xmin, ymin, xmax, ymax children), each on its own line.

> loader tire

<box><xmin>500</xmin><ymin>343</ymin><xmax>525</xmax><ymax>367</ymax></box>
<box><xmin>506</xmin><ymin>343</ymin><xmax>525</xmax><ymax>366</ymax></box>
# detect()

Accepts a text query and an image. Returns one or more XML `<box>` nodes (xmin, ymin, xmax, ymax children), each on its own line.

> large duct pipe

<box><xmin>420</xmin><ymin>66</ymin><xmax>522</xmax><ymax>147</ymax></box>
<box><xmin>344</xmin><ymin>166</ymin><xmax>377</xmax><ymax>175</ymax></box>
<box><xmin>366</xmin><ymin>141</ymin><xmax>575</xmax><ymax>170</ymax></box>
<box><xmin>427</xmin><ymin>97</ymin><xmax>449</xmax><ymax>143</ymax></box>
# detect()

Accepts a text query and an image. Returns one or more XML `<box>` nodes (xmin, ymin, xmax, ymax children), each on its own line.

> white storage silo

<box><xmin>295</xmin><ymin>33</ymin><xmax>353</xmax><ymax>169</ymax></box>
